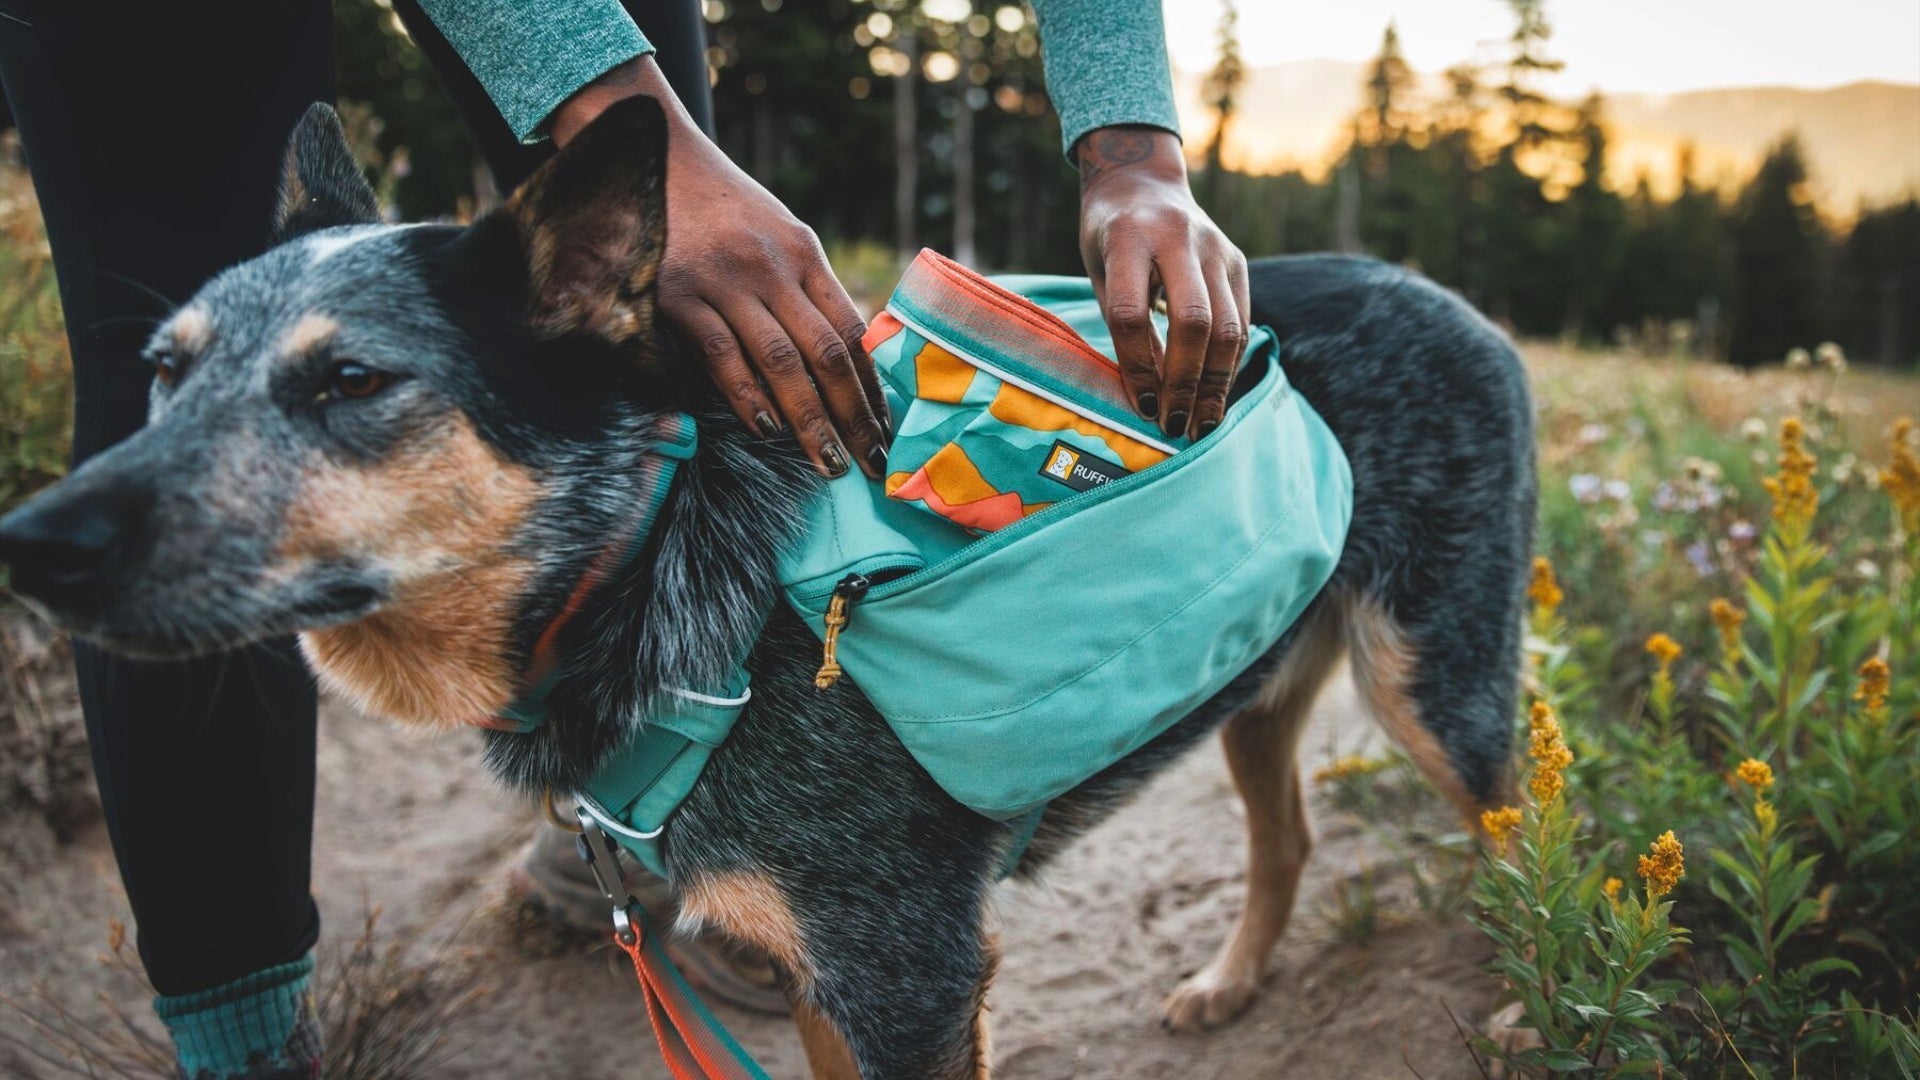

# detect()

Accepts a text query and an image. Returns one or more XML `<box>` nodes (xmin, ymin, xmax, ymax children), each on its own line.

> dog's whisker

<box><xmin>97</xmin><ymin>270</ymin><xmax>180</xmax><ymax>318</ymax></box>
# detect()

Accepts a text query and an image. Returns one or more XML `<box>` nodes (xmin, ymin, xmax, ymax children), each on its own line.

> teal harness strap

<box><xmin>474</xmin><ymin>410</ymin><xmax>768</xmax><ymax>1080</ymax></box>
<box><xmin>579</xmin><ymin>669</ymin><xmax>754</xmax><ymax>879</ymax></box>
<box><xmin>490</xmin><ymin>413</ymin><xmax>699</xmax><ymax>733</ymax></box>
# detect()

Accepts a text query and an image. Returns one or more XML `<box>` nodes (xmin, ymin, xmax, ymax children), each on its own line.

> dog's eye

<box><xmin>149</xmin><ymin>351</ymin><xmax>182</xmax><ymax>388</ymax></box>
<box><xmin>324</xmin><ymin>361</ymin><xmax>393</xmax><ymax>401</ymax></box>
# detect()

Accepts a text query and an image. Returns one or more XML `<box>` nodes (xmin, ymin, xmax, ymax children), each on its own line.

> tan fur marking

<box><xmin>1163</xmin><ymin>602</ymin><xmax>1342</xmax><ymax>1033</ymax></box>
<box><xmin>969</xmin><ymin>936</ymin><xmax>999</xmax><ymax>1080</ymax></box>
<box><xmin>278</xmin><ymin>312</ymin><xmax>339</xmax><ymax>358</ymax></box>
<box><xmin>676</xmin><ymin>871</ymin><xmax>810</xmax><ymax>986</ymax></box>
<box><xmin>288</xmin><ymin>415</ymin><xmax>540</xmax><ymax>727</ymax></box>
<box><xmin>792</xmin><ymin>999</ymin><xmax>861</xmax><ymax>1080</ymax></box>
<box><xmin>1346</xmin><ymin>599</ymin><xmax>1483</xmax><ymax>820</ymax></box>
<box><xmin>170</xmin><ymin>308</ymin><xmax>212</xmax><ymax>354</ymax></box>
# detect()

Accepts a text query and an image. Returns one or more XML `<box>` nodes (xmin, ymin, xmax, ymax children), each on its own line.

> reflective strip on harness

<box><xmin>579</xmin><ymin>668</ymin><xmax>754</xmax><ymax>879</ymax></box>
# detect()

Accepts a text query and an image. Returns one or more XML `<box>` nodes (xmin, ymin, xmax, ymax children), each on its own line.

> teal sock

<box><xmin>153</xmin><ymin>955</ymin><xmax>321</xmax><ymax>1080</ymax></box>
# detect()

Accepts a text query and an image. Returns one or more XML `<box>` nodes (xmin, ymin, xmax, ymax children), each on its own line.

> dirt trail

<box><xmin>2</xmin><ymin>644</ymin><xmax>1498</xmax><ymax>1079</ymax></box>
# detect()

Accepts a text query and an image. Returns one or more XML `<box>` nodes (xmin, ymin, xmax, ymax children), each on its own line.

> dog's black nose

<box><xmin>0</xmin><ymin>490</ymin><xmax>134</xmax><ymax>604</ymax></box>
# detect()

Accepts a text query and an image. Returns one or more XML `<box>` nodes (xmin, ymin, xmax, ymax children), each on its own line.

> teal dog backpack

<box><xmin>775</xmin><ymin>250</ymin><xmax>1354</xmax><ymax>820</ymax></box>
<box><xmin>536</xmin><ymin>251</ymin><xmax>1353</xmax><ymax>1080</ymax></box>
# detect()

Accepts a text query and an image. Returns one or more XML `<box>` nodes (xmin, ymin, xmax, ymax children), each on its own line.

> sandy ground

<box><xmin>1</xmin><ymin>610</ymin><xmax>1499</xmax><ymax>1079</ymax></box>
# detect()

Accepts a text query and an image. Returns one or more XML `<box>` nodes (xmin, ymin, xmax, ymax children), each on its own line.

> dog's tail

<box><xmin>1248</xmin><ymin>254</ymin><xmax>1535</xmax><ymax>809</ymax></box>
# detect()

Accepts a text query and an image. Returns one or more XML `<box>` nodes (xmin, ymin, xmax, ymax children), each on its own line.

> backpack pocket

<box><xmin>776</xmin><ymin>254</ymin><xmax>1354</xmax><ymax>819</ymax></box>
<box><xmin>868</xmin><ymin>250</ymin><xmax>1190</xmax><ymax>533</ymax></box>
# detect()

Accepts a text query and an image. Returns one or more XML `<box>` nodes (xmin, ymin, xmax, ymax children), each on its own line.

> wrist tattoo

<box><xmin>1077</xmin><ymin>128</ymin><xmax>1158</xmax><ymax>186</ymax></box>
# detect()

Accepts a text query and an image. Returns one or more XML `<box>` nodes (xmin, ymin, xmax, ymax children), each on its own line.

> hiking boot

<box><xmin>508</xmin><ymin>824</ymin><xmax>790</xmax><ymax>1016</ymax></box>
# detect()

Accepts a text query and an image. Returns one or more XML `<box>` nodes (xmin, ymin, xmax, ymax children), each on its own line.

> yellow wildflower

<box><xmin>1637</xmin><ymin>830</ymin><xmax>1686</xmax><ymax>899</ymax></box>
<box><xmin>1885</xmin><ymin>419</ymin><xmax>1920</xmax><ymax>535</ymax></box>
<box><xmin>1734</xmin><ymin>758</ymin><xmax>1774</xmax><ymax>792</ymax></box>
<box><xmin>1313</xmin><ymin>755</ymin><xmax>1388</xmax><ymax>785</ymax></box>
<box><xmin>1755</xmin><ymin>798</ymin><xmax>1777</xmax><ymax>835</ymax></box>
<box><xmin>1709</xmin><ymin>599</ymin><xmax>1746</xmax><ymax>660</ymax></box>
<box><xmin>1480</xmin><ymin>806</ymin><xmax>1524</xmax><ymax>853</ymax></box>
<box><xmin>1526</xmin><ymin>701</ymin><xmax>1574</xmax><ymax>805</ymax></box>
<box><xmin>1527</xmin><ymin>556</ymin><xmax>1564</xmax><ymax>615</ymax></box>
<box><xmin>1855</xmin><ymin>656</ymin><xmax>1890</xmax><ymax>714</ymax></box>
<box><xmin>1762</xmin><ymin>417</ymin><xmax>1819</xmax><ymax>530</ymax></box>
<box><xmin>1645</xmin><ymin>632</ymin><xmax>1683</xmax><ymax>673</ymax></box>
<box><xmin>1603</xmin><ymin>876</ymin><xmax>1623</xmax><ymax>904</ymax></box>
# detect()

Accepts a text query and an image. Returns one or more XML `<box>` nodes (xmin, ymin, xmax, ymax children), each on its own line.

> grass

<box><xmin>0</xmin><ymin>149</ymin><xmax>72</xmax><ymax>520</ymax></box>
<box><xmin>0</xmin><ymin>909</ymin><xmax>491</xmax><ymax>1080</ymax></box>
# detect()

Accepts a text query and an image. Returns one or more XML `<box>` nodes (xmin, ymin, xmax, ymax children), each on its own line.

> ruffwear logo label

<box><xmin>1038</xmin><ymin>440</ymin><xmax>1129</xmax><ymax>491</ymax></box>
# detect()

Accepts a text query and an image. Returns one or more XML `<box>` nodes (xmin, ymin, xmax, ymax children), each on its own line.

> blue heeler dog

<box><xmin>0</xmin><ymin>99</ymin><xmax>1535</xmax><ymax>1078</ymax></box>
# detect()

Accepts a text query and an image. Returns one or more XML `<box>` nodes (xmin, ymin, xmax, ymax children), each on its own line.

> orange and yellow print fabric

<box><xmin>866</xmin><ymin>252</ymin><xmax>1186</xmax><ymax>534</ymax></box>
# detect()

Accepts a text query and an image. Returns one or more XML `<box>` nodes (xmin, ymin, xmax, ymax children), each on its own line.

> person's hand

<box><xmin>553</xmin><ymin>58</ymin><xmax>890</xmax><ymax>479</ymax></box>
<box><xmin>1076</xmin><ymin>127</ymin><xmax>1249</xmax><ymax>441</ymax></box>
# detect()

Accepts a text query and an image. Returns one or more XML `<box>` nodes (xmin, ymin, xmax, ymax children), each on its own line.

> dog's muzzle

<box><xmin>0</xmin><ymin>481</ymin><xmax>149</xmax><ymax>618</ymax></box>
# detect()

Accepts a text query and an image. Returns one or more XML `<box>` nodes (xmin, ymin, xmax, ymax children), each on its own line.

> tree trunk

<box><xmin>953</xmin><ymin>87</ymin><xmax>976</xmax><ymax>266</ymax></box>
<box><xmin>893</xmin><ymin>35</ymin><xmax>919</xmax><ymax>262</ymax></box>
<box><xmin>1335</xmin><ymin>157</ymin><xmax>1361</xmax><ymax>254</ymax></box>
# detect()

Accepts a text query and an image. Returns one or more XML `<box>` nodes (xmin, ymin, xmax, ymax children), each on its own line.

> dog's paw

<box><xmin>1160</xmin><ymin>961</ymin><xmax>1262</xmax><ymax>1034</ymax></box>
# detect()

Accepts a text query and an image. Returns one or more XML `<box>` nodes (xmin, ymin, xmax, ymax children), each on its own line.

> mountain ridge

<box><xmin>1173</xmin><ymin>60</ymin><xmax>1920</xmax><ymax>208</ymax></box>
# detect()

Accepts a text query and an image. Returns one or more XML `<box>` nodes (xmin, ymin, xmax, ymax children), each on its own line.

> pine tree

<box><xmin>1349</xmin><ymin>23</ymin><xmax>1420</xmax><ymax>263</ymax></box>
<box><xmin>1563</xmin><ymin>93</ymin><xmax>1627</xmax><ymax>341</ymax></box>
<box><xmin>1201</xmin><ymin>0</ymin><xmax>1244</xmax><ymax>208</ymax></box>
<box><xmin>1357</xmin><ymin>22</ymin><xmax>1415</xmax><ymax>152</ymax></box>
<box><xmin>1728</xmin><ymin>135</ymin><xmax>1826</xmax><ymax>366</ymax></box>
<box><xmin>1834</xmin><ymin>198</ymin><xmax>1920</xmax><ymax>368</ymax></box>
<box><xmin>1499</xmin><ymin>0</ymin><xmax>1567</xmax><ymax>156</ymax></box>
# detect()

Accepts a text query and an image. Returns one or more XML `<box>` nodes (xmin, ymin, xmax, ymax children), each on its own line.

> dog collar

<box><xmin>472</xmin><ymin>411</ymin><xmax>700</xmax><ymax>734</ymax></box>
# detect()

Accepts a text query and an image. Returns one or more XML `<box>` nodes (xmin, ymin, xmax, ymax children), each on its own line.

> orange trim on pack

<box><xmin>900</xmin><ymin>248</ymin><xmax>1123</xmax><ymax>385</ymax></box>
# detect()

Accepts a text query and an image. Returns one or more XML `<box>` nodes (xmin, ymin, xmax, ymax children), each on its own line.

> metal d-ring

<box><xmin>541</xmin><ymin>788</ymin><xmax>584</xmax><ymax>833</ymax></box>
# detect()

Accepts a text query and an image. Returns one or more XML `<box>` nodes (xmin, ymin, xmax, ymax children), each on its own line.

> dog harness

<box><xmin>490</xmin><ymin>252</ymin><xmax>1354</xmax><ymax>1079</ymax></box>
<box><xmin>477</xmin><ymin>412</ymin><xmax>774</xmax><ymax>1079</ymax></box>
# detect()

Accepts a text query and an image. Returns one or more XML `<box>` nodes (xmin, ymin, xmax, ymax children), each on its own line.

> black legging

<box><xmin>0</xmin><ymin>0</ymin><xmax>710</xmax><ymax>997</ymax></box>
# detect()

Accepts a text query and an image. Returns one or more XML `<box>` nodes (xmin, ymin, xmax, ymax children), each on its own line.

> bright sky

<box><xmin>1161</xmin><ymin>0</ymin><xmax>1920</xmax><ymax>95</ymax></box>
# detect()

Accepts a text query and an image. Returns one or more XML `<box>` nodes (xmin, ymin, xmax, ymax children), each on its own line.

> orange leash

<box><xmin>616</xmin><ymin>908</ymin><xmax>770</xmax><ymax>1080</ymax></box>
<box><xmin>573</xmin><ymin>811</ymin><xmax>772</xmax><ymax>1080</ymax></box>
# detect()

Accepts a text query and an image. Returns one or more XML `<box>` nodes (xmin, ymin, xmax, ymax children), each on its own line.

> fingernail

<box><xmin>1197</xmin><ymin>419</ymin><xmax>1219</xmax><ymax>439</ymax></box>
<box><xmin>1137</xmin><ymin>391</ymin><xmax>1159</xmax><ymax>419</ymax></box>
<box><xmin>866</xmin><ymin>444</ymin><xmax>889</xmax><ymax>475</ymax></box>
<box><xmin>1164</xmin><ymin>410</ymin><xmax>1188</xmax><ymax>439</ymax></box>
<box><xmin>753</xmin><ymin>411</ymin><xmax>778</xmax><ymax>438</ymax></box>
<box><xmin>821</xmin><ymin>443</ymin><xmax>850</xmax><ymax>478</ymax></box>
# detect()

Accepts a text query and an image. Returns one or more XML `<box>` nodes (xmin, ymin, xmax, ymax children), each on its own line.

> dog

<box><xmin>0</xmin><ymin>98</ymin><xmax>1535</xmax><ymax>1079</ymax></box>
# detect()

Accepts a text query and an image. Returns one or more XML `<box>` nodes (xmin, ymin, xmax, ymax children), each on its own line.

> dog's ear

<box><xmin>275</xmin><ymin>103</ymin><xmax>380</xmax><ymax>240</ymax></box>
<box><xmin>505</xmin><ymin>95</ymin><xmax>668</xmax><ymax>346</ymax></box>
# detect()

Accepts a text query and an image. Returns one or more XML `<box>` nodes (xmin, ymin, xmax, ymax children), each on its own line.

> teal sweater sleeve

<box><xmin>412</xmin><ymin>0</ymin><xmax>655</xmax><ymax>143</ymax></box>
<box><xmin>153</xmin><ymin>955</ymin><xmax>320</xmax><ymax>1080</ymax></box>
<box><xmin>1027</xmin><ymin>0</ymin><xmax>1182</xmax><ymax>158</ymax></box>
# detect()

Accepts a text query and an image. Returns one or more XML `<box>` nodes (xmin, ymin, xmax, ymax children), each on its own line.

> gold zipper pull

<box><xmin>814</xmin><ymin>573</ymin><xmax>871</xmax><ymax>689</ymax></box>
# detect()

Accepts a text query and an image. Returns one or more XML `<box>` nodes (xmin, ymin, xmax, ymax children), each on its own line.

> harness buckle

<box><xmin>572</xmin><ymin>807</ymin><xmax>644</xmax><ymax>944</ymax></box>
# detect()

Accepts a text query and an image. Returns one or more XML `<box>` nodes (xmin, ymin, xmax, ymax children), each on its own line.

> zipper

<box><xmin>812</xmin><ymin>573</ymin><xmax>873</xmax><ymax>689</ymax></box>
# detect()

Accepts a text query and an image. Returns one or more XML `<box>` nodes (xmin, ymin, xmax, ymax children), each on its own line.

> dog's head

<box><xmin>0</xmin><ymin>99</ymin><xmax>696</xmax><ymax>724</ymax></box>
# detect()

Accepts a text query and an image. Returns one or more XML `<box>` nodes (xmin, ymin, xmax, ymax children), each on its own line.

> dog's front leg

<box><xmin>678</xmin><ymin>868</ymin><xmax>997</xmax><ymax>1079</ymax></box>
<box><xmin>790</xmin><ymin>933</ymin><xmax>997</xmax><ymax>1080</ymax></box>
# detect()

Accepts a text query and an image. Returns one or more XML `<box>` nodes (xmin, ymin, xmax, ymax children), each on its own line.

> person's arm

<box><xmin>411</xmin><ymin>4</ymin><xmax>890</xmax><ymax>479</ymax></box>
<box><xmin>412</xmin><ymin>0</ymin><xmax>655</xmax><ymax>143</ymax></box>
<box><xmin>1029</xmin><ymin>0</ymin><xmax>1249</xmax><ymax>442</ymax></box>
